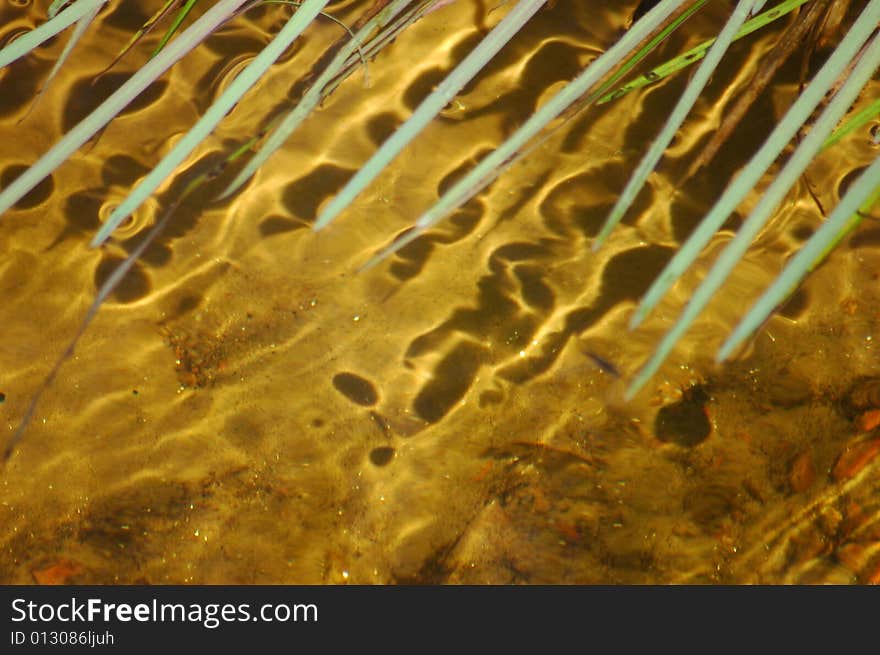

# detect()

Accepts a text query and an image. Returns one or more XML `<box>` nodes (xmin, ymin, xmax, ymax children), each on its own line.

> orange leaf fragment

<box><xmin>833</xmin><ymin>439</ymin><xmax>880</xmax><ymax>482</ymax></box>
<box><xmin>789</xmin><ymin>451</ymin><xmax>815</xmax><ymax>493</ymax></box>
<box><xmin>32</xmin><ymin>559</ymin><xmax>82</xmax><ymax>585</ymax></box>
<box><xmin>857</xmin><ymin>408</ymin><xmax>880</xmax><ymax>432</ymax></box>
<box><xmin>866</xmin><ymin>560</ymin><xmax>880</xmax><ymax>585</ymax></box>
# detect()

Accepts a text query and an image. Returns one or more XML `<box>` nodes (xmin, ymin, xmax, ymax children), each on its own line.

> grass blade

<box><xmin>718</xmin><ymin>155</ymin><xmax>880</xmax><ymax>361</ymax></box>
<box><xmin>218</xmin><ymin>0</ymin><xmax>421</xmax><ymax>200</ymax></box>
<box><xmin>2</xmin><ymin>187</ymin><xmax>191</xmax><ymax>466</ymax></box>
<box><xmin>585</xmin><ymin>0</ymin><xmax>709</xmax><ymax>106</ymax></box>
<box><xmin>629</xmin><ymin>0</ymin><xmax>880</xmax><ymax>331</ymax></box>
<box><xmin>0</xmin><ymin>0</ymin><xmax>106</xmax><ymax>69</ymax></box>
<box><xmin>625</xmin><ymin>20</ymin><xmax>880</xmax><ymax>399</ymax></box>
<box><xmin>21</xmin><ymin>2</ymin><xmax>102</xmax><ymax>119</ymax></box>
<box><xmin>596</xmin><ymin>0</ymin><xmax>811</xmax><ymax>105</ymax></box>
<box><xmin>151</xmin><ymin>0</ymin><xmax>199</xmax><ymax>58</ymax></box>
<box><xmin>361</xmin><ymin>0</ymin><xmax>690</xmax><ymax>267</ymax></box>
<box><xmin>92</xmin><ymin>0</ymin><xmax>330</xmax><ymax>246</ymax></box>
<box><xmin>313</xmin><ymin>0</ymin><xmax>547</xmax><ymax>231</ymax></box>
<box><xmin>97</xmin><ymin>0</ymin><xmax>182</xmax><ymax>76</ymax></box>
<box><xmin>0</xmin><ymin>0</ymin><xmax>250</xmax><ymax>218</ymax></box>
<box><xmin>48</xmin><ymin>0</ymin><xmax>74</xmax><ymax>18</ymax></box>
<box><xmin>823</xmin><ymin>97</ymin><xmax>880</xmax><ymax>150</ymax></box>
<box><xmin>593</xmin><ymin>0</ymin><xmax>759</xmax><ymax>250</ymax></box>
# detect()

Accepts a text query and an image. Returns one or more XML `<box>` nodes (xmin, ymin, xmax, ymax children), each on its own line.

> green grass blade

<box><xmin>629</xmin><ymin>0</ymin><xmax>880</xmax><ymax>332</ymax></box>
<box><xmin>313</xmin><ymin>0</ymin><xmax>547</xmax><ymax>232</ymax></box>
<box><xmin>97</xmin><ymin>0</ymin><xmax>181</xmax><ymax>75</ymax></box>
<box><xmin>0</xmin><ymin>0</ymin><xmax>106</xmax><ymax>69</ymax></box>
<box><xmin>625</xmin><ymin>20</ymin><xmax>880</xmax><ymax>399</ymax></box>
<box><xmin>593</xmin><ymin>0</ymin><xmax>758</xmax><ymax>250</ymax></box>
<box><xmin>719</xmin><ymin>154</ymin><xmax>880</xmax><ymax>362</ymax></box>
<box><xmin>823</xmin><ymin>97</ymin><xmax>880</xmax><ymax>150</ymax></box>
<box><xmin>92</xmin><ymin>0</ymin><xmax>329</xmax><ymax>246</ymax></box>
<box><xmin>218</xmin><ymin>0</ymin><xmax>419</xmax><ymax>200</ymax></box>
<box><xmin>585</xmin><ymin>0</ymin><xmax>709</xmax><ymax>106</ymax></box>
<box><xmin>597</xmin><ymin>0</ymin><xmax>811</xmax><ymax>105</ymax></box>
<box><xmin>0</xmin><ymin>0</ymin><xmax>249</xmax><ymax>217</ymax></box>
<box><xmin>151</xmin><ymin>0</ymin><xmax>199</xmax><ymax>57</ymax></box>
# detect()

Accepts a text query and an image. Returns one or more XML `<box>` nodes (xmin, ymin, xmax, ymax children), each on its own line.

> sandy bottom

<box><xmin>1</xmin><ymin>0</ymin><xmax>879</xmax><ymax>584</ymax></box>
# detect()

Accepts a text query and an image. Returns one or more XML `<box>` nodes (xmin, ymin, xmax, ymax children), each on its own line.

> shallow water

<box><xmin>1</xmin><ymin>0</ymin><xmax>879</xmax><ymax>584</ymax></box>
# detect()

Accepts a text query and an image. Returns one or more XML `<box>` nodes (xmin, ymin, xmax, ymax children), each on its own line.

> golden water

<box><xmin>1</xmin><ymin>0</ymin><xmax>879</xmax><ymax>583</ymax></box>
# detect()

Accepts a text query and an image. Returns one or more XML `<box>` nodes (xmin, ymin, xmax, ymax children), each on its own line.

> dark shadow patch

<box><xmin>369</xmin><ymin>446</ymin><xmax>395</xmax><ymax>466</ymax></box>
<box><xmin>497</xmin><ymin>330</ymin><xmax>568</xmax><ymax>384</ymax></box>
<box><xmin>103</xmin><ymin>2</ymin><xmax>152</xmax><ymax>31</ymax></box>
<box><xmin>388</xmin><ymin>204</ymin><xmax>484</xmax><ymax>282</ymax></box>
<box><xmin>669</xmin><ymin>185</ymin><xmax>741</xmax><ymax>244</ymax></box>
<box><xmin>259</xmin><ymin>215</ymin><xmax>307</xmax><ymax>237</ymax></box>
<box><xmin>365</xmin><ymin>111</ymin><xmax>401</xmax><ymax>146</ymax></box>
<box><xmin>0</xmin><ymin>164</ymin><xmax>54</xmax><ymax>210</ymax></box>
<box><xmin>120</xmin><ymin>229</ymin><xmax>173</xmax><ymax>268</ymax></box>
<box><xmin>281</xmin><ymin>163</ymin><xmax>354</xmax><ymax>222</ymax></box>
<box><xmin>62</xmin><ymin>191</ymin><xmax>103</xmax><ymax>232</ymax></box>
<box><xmin>403</xmin><ymin>67</ymin><xmax>448</xmax><ymax>112</ymax></box>
<box><xmin>778</xmin><ymin>288</ymin><xmax>808</xmax><ymax>319</ymax></box>
<box><xmin>332</xmin><ymin>372</ymin><xmax>379</xmax><ymax>407</ymax></box>
<box><xmin>0</xmin><ymin>51</ymin><xmax>43</xmax><ymax>119</ymax></box>
<box><xmin>100</xmin><ymin>154</ymin><xmax>152</xmax><ymax>187</ymax></box>
<box><xmin>849</xmin><ymin>227</ymin><xmax>880</xmax><ymax>250</ymax></box>
<box><xmin>438</xmin><ymin>148</ymin><xmax>495</xmax><ymax>196</ymax></box>
<box><xmin>478</xmin><ymin>389</ymin><xmax>503</xmax><ymax>407</ymax></box>
<box><xmin>594</xmin><ymin>244</ymin><xmax>677</xmax><ymax>311</ymax></box>
<box><xmin>413</xmin><ymin>341</ymin><xmax>487</xmax><ymax>423</ymax></box>
<box><xmin>388</xmin><ymin>231</ymin><xmax>438</xmax><ymax>281</ymax></box>
<box><xmin>223</xmin><ymin>414</ymin><xmax>265</xmax><ymax>449</ymax></box>
<box><xmin>514</xmin><ymin>264</ymin><xmax>555</xmax><ymax>312</ymax></box>
<box><xmin>654</xmin><ymin>385</ymin><xmax>711</xmax><ymax>447</ymax></box>
<box><xmin>94</xmin><ymin>255</ymin><xmax>151</xmax><ymax>303</ymax></box>
<box><xmin>539</xmin><ymin>164</ymin><xmax>652</xmax><ymax>239</ymax></box>
<box><xmin>174</xmin><ymin>294</ymin><xmax>202</xmax><ymax>316</ymax></box>
<box><xmin>63</xmin><ymin>74</ymin><xmax>168</xmax><ymax>133</ymax></box>
<box><xmin>454</xmin><ymin>40</ymin><xmax>588</xmax><ymax>129</ymax></box>
<box><xmin>790</xmin><ymin>223</ymin><xmax>815</xmax><ymax>242</ymax></box>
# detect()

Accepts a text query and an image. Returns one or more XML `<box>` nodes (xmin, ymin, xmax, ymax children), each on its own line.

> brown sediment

<box><xmin>0</xmin><ymin>0</ymin><xmax>878</xmax><ymax>584</ymax></box>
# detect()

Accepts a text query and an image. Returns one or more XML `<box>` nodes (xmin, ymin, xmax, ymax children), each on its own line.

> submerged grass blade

<box><xmin>255</xmin><ymin>0</ymin><xmax>370</xmax><ymax>81</ymax></box>
<box><xmin>0</xmin><ymin>0</ymin><xmax>249</xmax><ymax>218</ymax></box>
<box><xmin>625</xmin><ymin>21</ymin><xmax>880</xmax><ymax>399</ymax></box>
<box><xmin>823</xmin><ymin>97</ymin><xmax>880</xmax><ymax>150</ymax></box>
<box><xmin>97</xmin><ymin>0</ymin><xmax>181</xmax><ymax>75</ymax></box>
<box><xmin>597</xmin><ymin>0</ymin><xmax>811</xmax><ymax>105</ymax></box>
<box><xmin>2</xmin><ymin>191</ymin><xmax>189</xmax><ymax>466</ymax></box>
<box><xmin>313</xmin><ymin>0</ymin><xmax>547</xmax><ymax>231</ymax></box>
<box><xmin>629</xmin><ymin>0</ymin><xmax>880</xmax><ymax>332</ymax></box>
<box><xmin>718</xmin><ymin>155</ymin><xmax>880</xmax><ymax>362</ymax></box>
<box><xmin>21</xmin><ymin>2</ymin><xmax>102</xmax><ymax>119</ymax></box>
<box><xmin>218</xmin><ymin>0</ymin><xmax>420</xmax><ymax>200</ymax></box>
<box><xmin>362</xmin><ymin>0</ymin><xmax>689</xmax><ymax>267</ymax></box>
<box><xmin>0</xmin><ymin>0</ymin><xmax>107</xmax><ymax>69</ymax></box>
<box><xmin>593</xmin><ymin>0</ymin><xmax>758</xmax><ymax>250</ymax></box>
<box><xmin>92</xmin><ymin>0</ymin><xmax>330</xmax><ymax>246</ymax></box>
